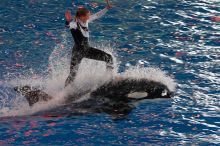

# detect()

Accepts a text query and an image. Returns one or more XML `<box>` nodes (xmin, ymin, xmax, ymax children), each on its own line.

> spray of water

<box><xmin>0</xmin><ymin>31</ymin><xmax>176</xmax><ymax>117</ymax></box>
<box><xmin>121</xmin><ymin>66</ymin><xmax>176</xmax><ymax>92</ymax></box>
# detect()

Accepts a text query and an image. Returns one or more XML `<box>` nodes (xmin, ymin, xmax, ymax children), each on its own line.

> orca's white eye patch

<box><xmin>127</xmin><ymin>92</ymin><xmax>148</xmax><ymax>99</ymax></box>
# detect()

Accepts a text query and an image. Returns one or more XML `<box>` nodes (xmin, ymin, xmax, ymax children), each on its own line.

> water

<box><xmin>0</xmin><ymin>0</ymin><xmax>219</xmax><ymax>145</ymax></box>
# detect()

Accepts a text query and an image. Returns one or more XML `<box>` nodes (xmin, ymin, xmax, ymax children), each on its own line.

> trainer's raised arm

<box><xmin>89</xmin><ymin>0</ymin><xmax>112</xmax><ymax>22</ymax></box>
<box><xmin>65</xmin><ymin>10</ymin><xmax>72</xmax><ymax>26</ymax></box>
<box><xmin>65</xmin><ymin>10</ymin><xmax>77</xmax><ymax>29</ymax></box>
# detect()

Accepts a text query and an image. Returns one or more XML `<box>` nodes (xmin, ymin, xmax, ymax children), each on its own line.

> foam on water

<box><xmin>0</xmin><ymin>32</ymin><xmax>176</xmax><ymax>117</ymax></box>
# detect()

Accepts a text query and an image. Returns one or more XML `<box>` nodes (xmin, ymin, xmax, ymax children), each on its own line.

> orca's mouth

<box><xmin>168</xmin><ymin>92</ymin><xmax>175</xmax><ymax>97</ymax></box>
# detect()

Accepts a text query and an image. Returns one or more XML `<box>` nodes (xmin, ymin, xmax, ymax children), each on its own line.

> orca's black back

<box><xmin>91</xmin><ymin>78</ymin><xmax>172</xmax><ymax>100</ymax></box>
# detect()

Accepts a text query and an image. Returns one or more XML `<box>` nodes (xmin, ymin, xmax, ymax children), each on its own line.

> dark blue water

<box><xmin>0</xmin><ymin>0</ymin><xmax>220</xmax><ymax>145</ymax></box>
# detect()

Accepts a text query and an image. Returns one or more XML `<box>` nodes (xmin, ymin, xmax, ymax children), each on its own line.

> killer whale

<box><xmin>13</xmin><ymin>77</ymin><xmax>174</xmax><ymax>119</ymax></box>
<box><xmin>14</xmin><ymin>77</ymin><xmax>173</xmax><ymax>107</ymax></box>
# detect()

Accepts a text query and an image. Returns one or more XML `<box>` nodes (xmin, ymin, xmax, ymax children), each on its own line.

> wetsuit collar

<box><xmin>76</xmin><ymin>19</ymin><xmax>88</xmax><ymax>27</ymax></box>
<box><xmin>76</xmin><ymin>19</ymin><xmax>89</xmax><ymax>32</ymax></box>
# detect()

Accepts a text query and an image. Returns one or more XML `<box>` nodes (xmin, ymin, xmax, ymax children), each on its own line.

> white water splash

<box><xmin>121</xmin><ymin>66</ymin><xmax>176</xmax><ymax>92</ymax></box>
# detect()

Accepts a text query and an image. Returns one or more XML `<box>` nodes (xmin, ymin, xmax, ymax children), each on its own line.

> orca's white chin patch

<box><xmin>127</xmin><ymin>92</ymin><xmax>148</xmax><ymax>99</ymax></box>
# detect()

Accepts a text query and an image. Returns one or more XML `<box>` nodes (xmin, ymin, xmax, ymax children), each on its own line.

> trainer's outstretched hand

<box><xmin>105</xmin><ymin>0</ymin><xmax>112</xmax><ymax>9</ymax></box>
<box><xmin>65</xmin><ymin>10</ymin><xmax>72</xmax><ymax>22</ymax></box>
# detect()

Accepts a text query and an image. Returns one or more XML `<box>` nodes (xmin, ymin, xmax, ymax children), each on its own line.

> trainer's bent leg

<box><xmin>86</xmin><ymin>47</ymin><xmax>114</xmax><ymax>70</ymax></box>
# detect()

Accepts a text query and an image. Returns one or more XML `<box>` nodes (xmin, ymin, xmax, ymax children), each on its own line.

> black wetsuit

<box><xmin>65</xmin><ymin>8</ymin><xmax>113</xmax><ymax>86</ymax></box>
